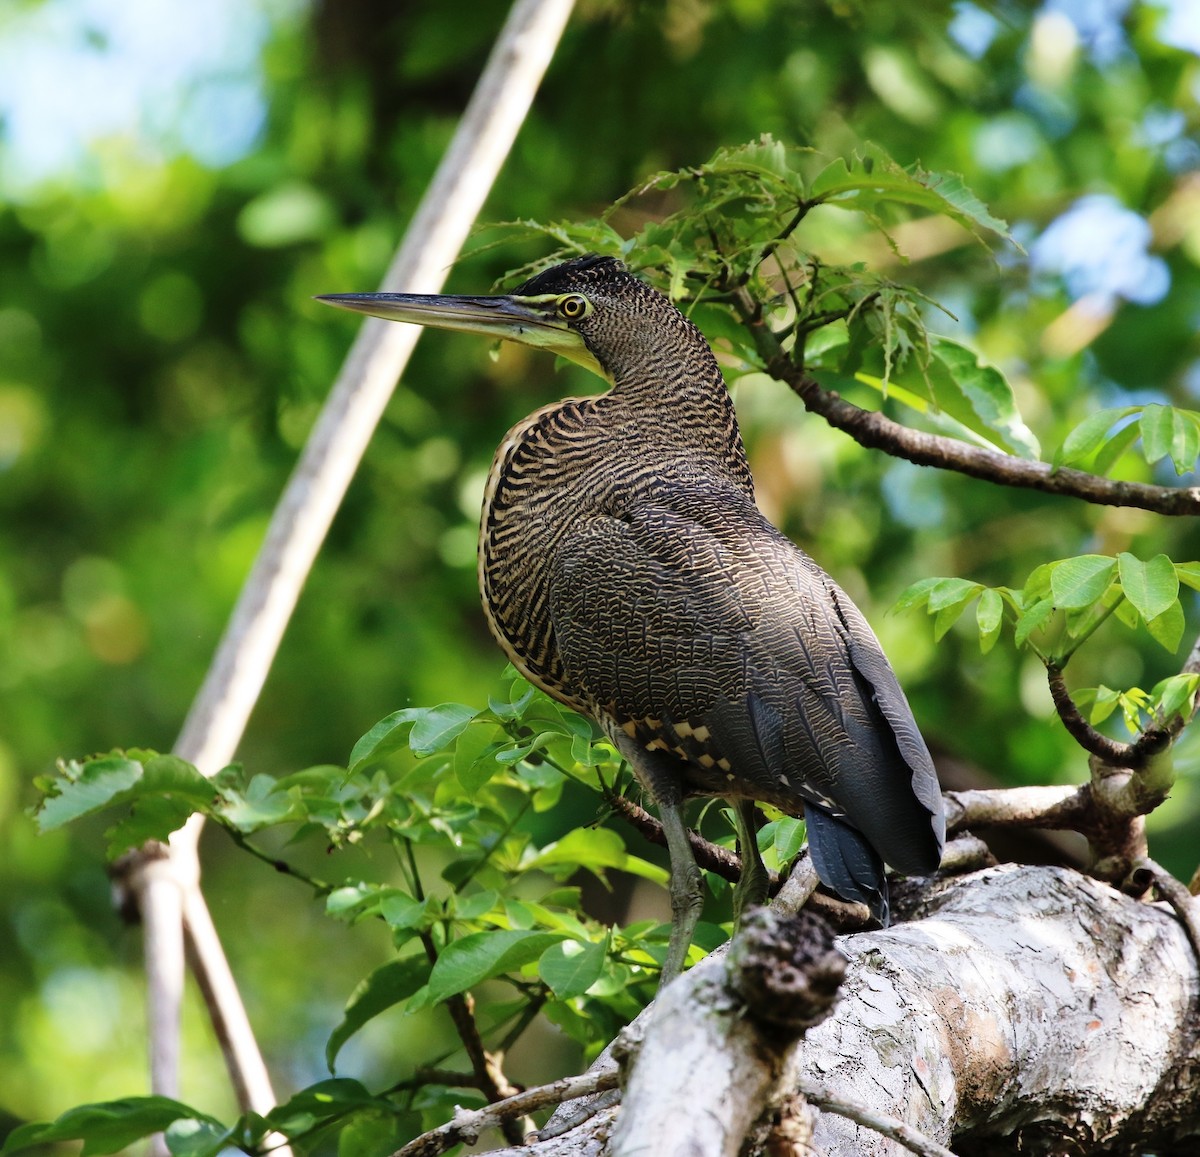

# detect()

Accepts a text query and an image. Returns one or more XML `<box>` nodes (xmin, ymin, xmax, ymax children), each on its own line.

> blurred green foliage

<box><xmin>2</xmin><ymin>0</ymin><xmax>1200</xmax><ymax>1148</ymax></box>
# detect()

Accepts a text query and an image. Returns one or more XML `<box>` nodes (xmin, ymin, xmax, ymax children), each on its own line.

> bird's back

<box><xmin>475</xmin><ymin>257</ymin><xmax>943</xmax><ymax>919</ymax></box>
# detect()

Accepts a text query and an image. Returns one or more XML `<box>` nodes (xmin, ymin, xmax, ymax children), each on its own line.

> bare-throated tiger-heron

<box><xmin>319</xmin><ymin>255</ymin><xmax>945</xmax><ymax>982</ymax></box>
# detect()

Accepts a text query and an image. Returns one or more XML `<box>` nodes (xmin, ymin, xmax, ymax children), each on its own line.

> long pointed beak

<box><xmin>315</xmin><ymin>291</ymin><xmax>605</xmax><ymax>379</ymax></box>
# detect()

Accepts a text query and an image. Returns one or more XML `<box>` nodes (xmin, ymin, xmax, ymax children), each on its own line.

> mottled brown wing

<box><xmin>546</xmin><ymin>482</ymin><xmax>944</xmax><ymax>919</ymax></box>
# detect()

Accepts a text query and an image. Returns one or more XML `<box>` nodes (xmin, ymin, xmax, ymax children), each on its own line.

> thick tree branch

<box><xmin>495</xmin><ymin>866</ymin><xmax>1200</xmax><ymax>1156</ymax></box>
<box><xmin>394</xmin><ymin>1069</ymin><xmax>620</xmax><ymax>1157</ymax></box>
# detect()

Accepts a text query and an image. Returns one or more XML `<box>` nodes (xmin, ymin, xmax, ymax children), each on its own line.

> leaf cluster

<box><xmin>897</xmin><ymin>553</ymin><xmax>1200</xmax><ymax>735</ymax></box>
<box><xmin>25</xmin><ymin>670</ymin><xmax>800</xmax><ymax>1155</ymax></box>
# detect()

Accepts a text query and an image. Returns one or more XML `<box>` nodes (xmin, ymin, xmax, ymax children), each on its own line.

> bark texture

<box><xmin>501</xmin><ymin>865</ymin><xmax>1200</xmax><ymax>1157</ymax></box>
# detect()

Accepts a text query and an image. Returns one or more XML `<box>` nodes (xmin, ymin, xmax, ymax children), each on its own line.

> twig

<box><xmin>1045</xmin><ymin>664</ymin><xmax>1170</xmax><ymax>768</ymax></box>
<box><xmin>416</xmin><ymin>927</ymin><xmax>524</xmax><ymax>1145</ymax></box>
<box><xmin>604</xmin><ymin>791</ymin><xmax>769</xmax><ymax>883</ymax></box>
<box><xmin>798</xmin><ymin>1075</ymin><xmax>959</xmax><ymax>1157</ymax></box>
<box><xmin>392</xmin><ymin>1068</ymin><xmax>621</xmax><ymax>1157</ymax></box>
<box><xmin>1132</xmin><ymin>857</ymin><xmax>1200</xmax><ymax>968</ymax></box>
<box><xmin>126</xmin><ymin>0</ymin><xmax>578</xmax><ymax>1127</ymax></box>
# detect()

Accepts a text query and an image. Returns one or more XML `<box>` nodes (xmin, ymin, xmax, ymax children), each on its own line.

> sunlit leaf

<box><xmin>1176</xmin><ymin>561</ymin><xmax>1200</xmax><ymax>591</ymax></box>
<box><xmin>772</xmin><ymin>816</ymin><xmax>807</xmax><ymax>863</ymax></box>
<box><xmin>453</xmin><ymin>724</ymin><xmax>504</xmax><ymax>794</ymax></box>
<box><xmin>1145</xmin><ymin>599</ymin><xmax>1185</xmax><ymax>653</ymax></box>
<box><xmin>410</xmin><ymin>703</ymin><xmax>479</xmax><ymax>756</ymax></box>
<box><xmin>525</xmin><ymin>826</ymin><xmax>667</xmax><ymax>885</ymax></box>
<box><xmin>36</xmin><ymin>757</ymin><xmax>144</xmax><ymax>833</ymax></box>
<box><xmin>265</xmin><ymin>1081</ymin><xmax>379</xmax><ymax>1134</ymax></box>
<box><xmin>1140</xmin><ymin>404</ymin><xmax>1200</xmax><ymax>474</ymax></box>
<box><xmin>892</xmin><ymin>576</ymin><xmax>942</xmax><ymax>612</ymax></box>
<box><xmin>164</xmin><ymin>1118</ymin><xmax>233</xmax><ymax>1157</ymax></box>
<box><xmin>976</xmin><ymin>588</ymin><xmax>1004</xmax><ymax>653</ymax></box>
<box><xmin>1049</xmin><ymin>555</ymin><xmax>1116</xmax><ymax>609</ymax></box>
<box><xmin>1014</xmin><ymin>597</ymin><xmax>1054</xmax><ymax>647</ymax></box>
<box><xmin>1154</xmin><ymin>673</ymin><xmax>1200</xmax><ymax>721</ymax></box>
<box><xmin>1117</xmin><ymin>553</ymin><xmax>1179</xmax><ymax>622</ymax></box>
<box><xmin>348</xmin><ymin>710</ymin><xmax>424</xmax><ymax>774</ymax></box>
<box><xmin>928</xmin><ymin>337</ymin><xmax>1040</xmax><ymax>458</ymax></box>
<box><xmin>1054</xmin><ymin>407</ymin><xmax>1140</xmax><ymax>469</ymax></box>
<box><xmin>927</xmin><ymin>577</ymin><xmax>981</xmax><ymax>613</ymax></box>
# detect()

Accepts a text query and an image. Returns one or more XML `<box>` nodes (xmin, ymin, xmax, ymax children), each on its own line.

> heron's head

<box><xmin>317</xmin><ymin>254</ymin><xmax>702</xmax><ymax>387</ymax></box>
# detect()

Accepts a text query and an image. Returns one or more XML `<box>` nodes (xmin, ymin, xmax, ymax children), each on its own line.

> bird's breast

<box><xmin>476</xmin><ymin>395</ymin><xmax>749</xmax><ymax>710</ymax></box>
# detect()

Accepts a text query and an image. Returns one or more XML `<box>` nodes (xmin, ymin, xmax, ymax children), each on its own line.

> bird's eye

<box><xmin>556</xmin><ymin>294</ymin><xmax>589</xmax><ymax>320</ymax></box>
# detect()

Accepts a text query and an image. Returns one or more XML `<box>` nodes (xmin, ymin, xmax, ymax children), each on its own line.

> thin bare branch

<box><xmin>1132</xmin><ymin>857</ymin><xmax>1200</xmax><ymax>969</ymax></box>
<box><xmin>392</xmin><ymin>1069</ymin><xmax>620</xmax><ymax>1157</ymax></box>
<box><xmin>604</xmin><ymin>791</ymin><xmax>766</xmax><ymax>883</ymax></box>
<box><xmin>798</xmin><ymin>1076</ymin><xmax>960</xmax><ymax>1157</ymax></box>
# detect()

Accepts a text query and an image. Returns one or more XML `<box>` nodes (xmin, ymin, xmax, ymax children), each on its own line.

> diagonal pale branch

<box><xmin>129</xmin><ymin>0</ymin><xmax>577</xmax><ymax>1132</ymax></box>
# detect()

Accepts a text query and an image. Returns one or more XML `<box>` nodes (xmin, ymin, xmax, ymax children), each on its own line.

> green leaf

<box><xmin>1093</xmin><ymin>418</ymin><xmax>1145</xmax><ymax>476</ymax></box>
<box><xmin>1</xmin><ymin>1098</ymin><xmax>217</xmax><ymax>1157</ymax></box>
<box><xmin>1054</xmin><ymin>407</ymin><xmax>1140</xmax><ymax>469</ymax></box>
<box><xmin>426</xmin><ymin>930</ymin><xmax>567</xmax><ymax>1003</ymax></box>
<box><xmin>164</xmin><ymin>1118</ymin><xmax>233</xmax><ymax>1157</ymax></box>
<box><xmin>410</xmin><ymin>703</ymin><xmax>479</xmax><ymax>757</ymax></box>
<box><xmin>379</xmin><ymin>890</ymin><xmax>427</xmax><ymax>930</ymax></box>
<box><xmin>1146</xmin><ymin>599</ymin><xmax>1185</xmax><ymax>652</ymax></box>
<box><xmin>525</xmin><ymin>827</ymin><xmax>668</xmax><ymax>885</ymax></box>
<box><xmin>538</xmin><ymin>936</ymin><xmax>608</xmax><ymax>998</ymax></box>
<box><xmin>104</xmin><ymin>755</ymin><xmax>216</xmax><ymax>856</ymax></box>
<box><xmin>1084</xmin><ymin>685</ymin><xmax>1122</xmax><ymax>725</ymax></box>
<box><xmin>1117</xmin><ymin>553</ymin><xmax>1179</xmax><ymax>621</ymax></box>
<box><xmin>219</xmin><ymin>774</ymin><xmax>295</xmax><ymax>830</ymax></box>
<box><xmin>892</xmin><ymin>576</ymin><xmax>941</xmax><ymax>612</ymax></box>
<box><xmin>1155</xmin><ymin>673</ymin><xmax>1200</xmax><ymax>721</ymax></box>
<box><xmin>336</xmin><ymin>1109</ymin><xmax>405</xmax><ymax>1157</ymax></box>
<box><xmin>932</xmin><ymin>601</ymin><xmax>968</xmax><ymax>641</ymax></box>
<box><xmin>771</xmin><ymin>816</ymin><xmax>807</xmax><ymax>863</ymax></box>
<box><xmin>1140</xmin><ymin>404</ymin><xmax>1200</xmax><ymax>474</ymax></box>
<box><xmin>265</xmin><ymin>1080</ymin><xmax>379</xmax><ymax>1134</ymax></box>
<box><xmin>1014</xmin><ymin>597</ymin><xmax>1054</xmax><ymax>648</ymax></box>
<box><xmin>928</xmin><ymin>337</ymin><xmax>1040</xmax><ymax>458</ymax></box>
<box><xmin>348</xmin><ymin>709</ymin><xmax>424</xmax><ymax>773</ymax></box>
<box><xmin>976</xmin><ymin>587</ymin><xmax>1004</xmax><ymax>653</ymax></box>
<box><xmin>326</xmin><ymin>957</ymin><xmax>433</xmax><ymax>1071</ymax></box>
<box><xmin>1175</xmin><ymin>561</ymin><xmax>1200</xmax><ymax>592</ymax></box>
<box><xmin>927</xmin><ymin>577</ymin><xmax>981</xmax><ymax>613</ymax></box>
<box><xmin>453</xmin><ymin>723</ymin><xmax>504</xmax><ymax>793</ymax></box>
<box><xmin>809</xmin><ymin>147</ymin><xmax>1012</xmax><ymax>244</ymax></box>
<box><xmin>1049</xmin><ymin>555</ymin><xmax>1117</xmax><ymax>609</ymax></box>
<box><xmin>36</xmin><ymin>756</ymin><xmax>144</xmax><ymax>833</ymax></box>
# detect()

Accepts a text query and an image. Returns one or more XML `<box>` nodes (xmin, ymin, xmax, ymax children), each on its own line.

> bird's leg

<box><xmin>731</xmin><ymin>798</ymin><xmax>769</xmax><ymax>925</ymax></box>
<box><xmin>656</xmin><ymin>797</ymin><xmax>705</xmax><ymax>986</ymax></box>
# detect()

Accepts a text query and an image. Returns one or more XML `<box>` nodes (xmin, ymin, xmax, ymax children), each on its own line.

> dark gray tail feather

<box><xmin>805</xmin><ymin>806</ymin><xmax>889</xmax><ymax>926</ymax></box>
